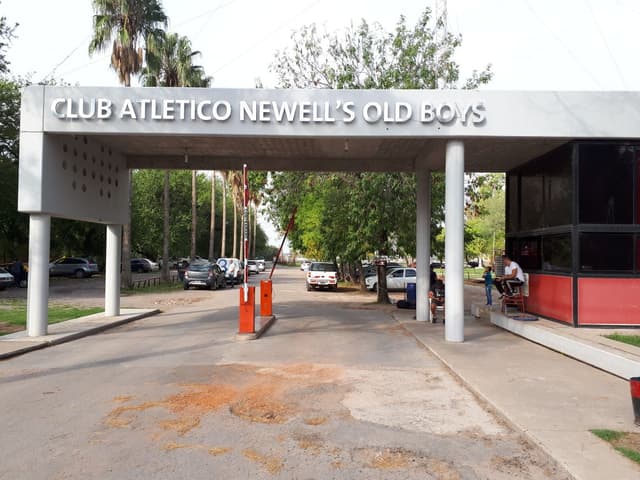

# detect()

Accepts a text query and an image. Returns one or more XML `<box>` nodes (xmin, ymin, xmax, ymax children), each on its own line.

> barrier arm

<box><xmin>269</xmin><ymin>207</ymin><xmax>297</xmax><ymax>280</ymax></box>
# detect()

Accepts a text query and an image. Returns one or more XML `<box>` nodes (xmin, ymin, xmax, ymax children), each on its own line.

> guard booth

<box><xmin>17</xmin><ymin>86</ymin><xmax>640</xmax><ymax>341</ymax></box>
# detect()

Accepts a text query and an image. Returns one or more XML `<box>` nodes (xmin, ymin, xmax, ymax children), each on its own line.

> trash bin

<box><xmin>631</xmin><ymin>377</ymin><xmax>640</xmax><ymax>425</ymax></box>
<box><xmin>406</xmin><ymin>282</ymin><xmax>416</xmax><ymax>306</ymax></box>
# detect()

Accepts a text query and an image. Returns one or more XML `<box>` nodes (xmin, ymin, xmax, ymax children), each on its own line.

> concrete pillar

<box><xmin>105</xmin><ymin>224</ymin><xmax>122</xmax><ymax>317</ymax></box>
<box><xmin>416</xmin><ymin>169</ymin><xmax>431</xmax><ymax>322</ymax></box>
<box><xmin>26</xmin><ymin>214</ymin><xmax>51</xmax><ymax>337</ymax></box>
<box><xmin>445</xmin><ymin>141</ymin><xmax>465</xmax><ymax>342</ymax></box>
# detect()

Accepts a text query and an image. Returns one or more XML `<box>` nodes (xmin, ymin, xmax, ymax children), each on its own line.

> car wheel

<box><xmin>74</xmin><ymin>269</ymin><xmax>85</xmax><ymax>279</ymax></box>
<box><xmin>332</xmin><ymin>285</ymin><xmax>338</xmax><ymax>291</ymax></box>
<box><xmin>306</xmin><ymin>283</ymin><xmax>312</xmax><ymax>291</ymax></box>
<box><xmin>371</xmin><ymin>283</ymin><xmax>377</xmax><ymax>292</ymax></box>
<box><xmin>183</xmin><ymin>283</ymin><xmax>189</xmax><ymax>290</ymax></box>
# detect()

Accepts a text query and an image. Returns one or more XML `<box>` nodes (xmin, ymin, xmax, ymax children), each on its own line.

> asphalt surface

<box><xmin>0</xmin><ymin>268</ymin><xmax>570</xmax><ymax>479</ymax></box>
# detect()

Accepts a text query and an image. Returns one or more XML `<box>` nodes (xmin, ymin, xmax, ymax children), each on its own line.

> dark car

<box><xmin>131</xmin><ymin>258</ymin><xmax>159</xmax><ymax>273</ymax></box>
<box><xmin>49</xmin><ymin>257</ymin><xmax>99</xmax><ymax>278</ymax></box>
<box><xmin>183</xmin><ymin>263</ymin><xmax>226</xmax><ymax>290</ymax></box>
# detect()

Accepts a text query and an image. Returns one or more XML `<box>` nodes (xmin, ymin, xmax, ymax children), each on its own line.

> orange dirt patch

<box><xmin>112</xmin><ymin>395</ymin><xmax>135</xmax><ymax>403</ymax></box>
<box><xmin>164</xmin><ymin>384</ymin><xmax>238</xmax><ymax>414</ymax></box>
<box><xmin>426</xmin><ymin>458</ymin><xmax>461</xmax><ymax>480</ymax></box>
<box><xmin>159</xmin><ymin>416</ymin><xmax>201</xmax><ymax>436</ymax></box>
<box><xmin>104</xmin><ymin>401</ymin><xmax>164</xmax><ymax>428</ymax></box>
<box><xmin>295</xmin><ymin>433</ymin><xmax>324</xmax><ymax>455</ymax></box>
<box><xmin>304</xmin><ymin>416</ymin><xmax>328</xmax><ymax>426</ymax></box>
<box><xmin>209</xmin><ymin>447</ymin><xmax>232</xmax><ymax>456</ymax></box>
<box><xmin>162</xmin><ymin>441</ymin><xmax>232</xmax><ymax>456</ymax></box>
<box><xmin>229</xmin><ymin>383</ymin><xmax>295</xmax><ymax>424</ymax></box>
<box><xmin>243</xmin><ymin>448</ymin><xmax>284</xmax><ymax>475</ymax></box>
<box><xmin>368</xmin><ymin>448</ymin><xmax>411</xmax><ymax>469</ymax></box>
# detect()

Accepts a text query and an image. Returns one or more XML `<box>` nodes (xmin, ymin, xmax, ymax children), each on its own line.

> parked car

<box><xmin>467</xmin><ymin>260</ymin><xmax>479</xmax><ymax>268</ymax></box>
<box><xmin>183</xmin><ymin>262</ymin><xmax>226</xmax><ymax>290</ymax></box>
<box><xmin>306</xmin><ymin>262</ymin><xmax>338</xmax><ymax>291</ymax></box>
<box><xmin>363</xmin><ymin>262</ymin><xmax>403</xmax><ymax>278</ymax></box>
<box><xmin>49</xmin><ymin>257</ymin><xmax>99</xmax><ymax>278</ymax></box>
<box><xmin>131</xmin><ymin>258</ymin><xmax>159</xmax><ymax>273</ymax></box>
<box><xmin>0</xmin><ymin>267</ymin><xmax>14</xmax><ymax>290</ymax></box>
<box><xmin>365</xmin><ymin>267</ymin><xmax>416</xmax><ymax>292</ymax></box>
<box><xmin>255</xmin><ymin>259</ymin><xmax>265</xmax><ymax>272</ymax></box>
<box><xmin>300</xmin><ymin>260</ymin><xmax>312</xmax><ymax>271</ymax></box>
<box><xmin>216</xmin><ymin>257</ymin><xmax>244</xmax><ymax>286</ymax></box>
<box><xmin>246</xmin><ymin>260</ymin><xmax>259</xmax><ymax>275</ymax></box>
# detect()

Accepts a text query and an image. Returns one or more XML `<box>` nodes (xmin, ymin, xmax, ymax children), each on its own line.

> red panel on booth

<box><xmin>526</xmin><ymin>274</ymin><xmax>573</xmax><ymax>324</ymax></box>
<box><xmin>578</xmin><ymin>278</ymin><xmax>640</xmax><ymax>325</ymax></box>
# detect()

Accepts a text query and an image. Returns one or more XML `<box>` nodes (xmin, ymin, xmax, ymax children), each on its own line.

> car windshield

<box><xmin>0</xmin><ymin>267</ymin><xmax>8</xmax><ymax>274</ymax></box>
<box><xmin>247</xmin><ymin>261</ymin><xmax>256</xmax><ymax>265</ymax></box>
<box><xmin>310</xmin><ymin>263</ymin><xmax>336</xmax><ymax>272</ymax></box>
<box><xmin>188</xmin><ymin>264</ymin><xmax>210</xmax><ymax>272</ymax></box>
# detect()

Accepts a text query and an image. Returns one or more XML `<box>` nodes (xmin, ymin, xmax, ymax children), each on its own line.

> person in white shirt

<box><xmin>494</xmin><ymin>255</ymin><xmax>525</xmax><ymax>297</ymax></box>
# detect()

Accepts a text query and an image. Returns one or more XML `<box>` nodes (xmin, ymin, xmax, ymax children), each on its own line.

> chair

<box><xmin>501</xmin><ymin>273</ymin><xmax>528</xmax><ymax>314</ymax></box>
<box><xmin>429</xmin><ymin>284</ymin><xmax>445</xmax><ymax>323</ymax></box>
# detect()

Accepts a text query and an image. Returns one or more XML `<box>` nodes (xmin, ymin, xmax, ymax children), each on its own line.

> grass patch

<box><xmin>121</xmin><ymin>282</ymin><xmax>183</xmax><ymax>295</ymax></box>
<box><xmin>0</xmin><ymin>299</ymin><xmax>102</xmax><ymax>334</ymax></box>
<box><xmin>590</xmin><ymin>429</ymin><xmax>640</xmax><ymax>465</ymax></box>
<box><xmin>605</xmin><ymin>334</ymin><xmax>640</xmax><ymax>348</ymax></box>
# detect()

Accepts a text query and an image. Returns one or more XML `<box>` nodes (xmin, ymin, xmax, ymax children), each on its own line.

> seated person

<box><xmin>494</xmin><ymin>255</ymin><xmax>525</xmax><ymax>298</ymax></box>
<box><xmin>429</xmin><ymin>279</ymin><xmax>445</xmax><ymax>322</ymax></box>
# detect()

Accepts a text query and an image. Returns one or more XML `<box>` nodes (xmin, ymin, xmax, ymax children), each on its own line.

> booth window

<box><xmin>510</xmin><ymin>237</ymin><xmax>541</xmax><ymax>271</ymax></box>
<box><xmin>543</xmin><ymin>145</ymin><xmax>572</xmax><ymax>227</ymax></box>
<box><xmin>520</xmin><ymin>175</ymin><xmax>544</xmax><ymax>231</ymax></box>
<box><xmin>542</xmin><ymin>234</ymin><xmax>572</xmax><ymax>272</ymax></box>
<box><xmin>579</xmin><ymin>233</ymin><xmax>634</xmax><ymax>271</ymax></box>
<box><xmin>578</xmin><ymin>144</ymin><xmax>634</xmax><ymax>224</ymax></box>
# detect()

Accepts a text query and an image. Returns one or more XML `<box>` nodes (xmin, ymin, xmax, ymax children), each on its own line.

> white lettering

<box><xmin>342</xmin><ymin>101</ymin><xmax>355</xmax><ymax>123</ymax></box>
<box><xmin>212</xmin><ymin>101</ymin><xmax>231</xmax><ymax>121</ymax></box>
<box><xmin>175</xmin><ymin>99</ymin><xmax>189</xmax><ymax>120</ymax></box>
<box><xmin>137</xmin><ymin>99</ymin><xmax>151</xmax><ymax>119</ymax></box>
<box><xmin>51</xmin><ymin>98</ymin><xmax>65</xmax><ymax>118</ymax></box>
<box><xmin>197</xmin><ymin>100</ymin><xmax>212</xmax><ymax>120</ymax></box>
<box><xmin>163</xmin><ymin>100</ymin><xmax>175</xmax><ymax>120</ymax></box>
<box><xmin>436</xmin><ymin>103</ymin><xmax>456</xmax><ymax>123</ymax></box>
<box><xmin>299</xmin><ymin>102</ymin><xmax>312</xmax><ymax>122</ymax></box>
<box><xmin>272</xmin><ymin>101</ymin><xmax>296</xmax><ymax>122</ymax></box>
<box><xmin>259</xmin><ymin>101</ymin><xmax>271</xmax><ymax>122</ymax></box>
<box><xmin>363</xmin><ymin>102</ymin><xmax>382</xmax><ymax>123</ymax></box>
<box><xmin>471</xmin><ymin>102</ymin><xmax>486</xmax><ymax>124</ymax></box>
<box><xmin>119</xmin><ymin>99</ymin><xmax>137</xmax><ymax>119</ymax></box>
<box><xmin>240</xmin><ymin>101</ymin><xmax>257</xmax><ymax>121</ymax></box>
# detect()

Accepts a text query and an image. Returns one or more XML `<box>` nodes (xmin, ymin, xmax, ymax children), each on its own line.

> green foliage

<box><xmin>89</xmin><ymin>0</ymin><xmax>168</xmax><ymax>86</ymax></box>
<box><xmin>590</xmin><ymin>429</ymin><xmax>640</xmax><ymax>465</ymax></box>
<box><xmin>0</xmin><ymin>2</ymin><xmax>17</xmax><ymax>75</ymax></box>
<box><xmin>464</xmin><ymin>173</ymin><xmax>505</xmax><ymax>261</ymax></box>
<box><xmin>267</xmin><ymin>7</ymin><xmax>491</xmax><ymax>263</ymax></box>
<box><xmin>142</xmin><ymin>31</ymin><xmax>211</xmax><ymax>87</ymax></box>
<box><xmin>0</xmin><ymin>299</ymin><xmax>103</xmax><ymax>332</ymax></box>
<box><xmin>131</xmin><ymin>170</ymin><xmax>269</xmax><ymax>260</ymax></box>
<box><xmin>604</xmin><ymin>334</ymin><xmax>640</xmax><ymax>348</ymax></box>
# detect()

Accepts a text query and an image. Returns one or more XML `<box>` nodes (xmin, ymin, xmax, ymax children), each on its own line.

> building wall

<box><xmin>578</xmin><ymin>278</ymin><xmax>640</xmax><ymax>325</ymax></box>
<box><xmin>526</xmin><ymin>274</ymin><xmax>573</xmax><ymax>324</ymax></box>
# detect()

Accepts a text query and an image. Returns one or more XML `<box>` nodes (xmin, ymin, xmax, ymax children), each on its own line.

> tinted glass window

<box><xmin>542</xmin><ymin>234</ymin><xmax>572</xmax><ymax>272</ymax></box>
<box><xmin>544</xmin><ymin>145</ymin><xmax>573</xmax><ymax>226</ymax></box>
<box><xmin>189</xmin><ymin>264</ymin><xmax>210</xmax><ymax>272</ymax></box>
<box><xmin>310</xmin><ymin>263</ymin><xmax>336</xmax><ymax>272</ymax></box>
<box><xmin>391</xmin><ymin>270</ymin><xmax>404</xmax><ymax>278</ymax></box>
<box><xmin>405</xmin><ymin>269</ymin><xmax>416</xmax><ymax>277</ymax></box>
<box><xmin>511</xmin><ymin>237</ymin><xmax>541</xmax><ymax>271</ymax></box>
<box><xmin>579</xmin><ymin>144</ymin><xmax>634</xmax><ymax>224</ymax></box>
<box><xmin>579</xmin><ymin>233</ymin><xmax>633</xmax><ymax>271</ymax></box>
<box><xmin>520</xmin><ymin>175</ymin><xmax>544</xmax><ymax>231</ymax></box>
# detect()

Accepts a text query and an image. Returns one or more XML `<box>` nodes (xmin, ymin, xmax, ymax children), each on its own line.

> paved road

<box><xmin>0</xmin><ymin>268</ymin><xmax>569</xmax><ymax>479</ymax></box>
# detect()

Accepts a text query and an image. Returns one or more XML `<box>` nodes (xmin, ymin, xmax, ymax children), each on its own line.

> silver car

<box><xmin>0</xmin><ymin>267</ymin><xmax>14</xmax><ymax>290</ymax></box>
<box><xmin>49</xmin><ymin>257</ymin><xmax>99</xmax><ymax>278</ymax></box>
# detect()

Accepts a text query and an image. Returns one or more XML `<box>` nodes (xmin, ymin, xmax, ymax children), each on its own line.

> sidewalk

<box><xmin>393</xmin><ymin>310</ymin><xmax>640</xmax><ymax>480</ymax></box>
<box><xmin>0</xmin><ymin>309</ymin><xmax>159</xmax><ymax>360</ymax></box>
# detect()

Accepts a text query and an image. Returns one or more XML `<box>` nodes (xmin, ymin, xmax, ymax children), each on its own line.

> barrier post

<box><xmin>239</xmin><ymin>286</ymin><xmax>256</xmax><ymax>333</ymax></box>
<box><xmin>260</xmin><ymin>280</ymin><xmax>272</xmax><ymax>317</ymax></box>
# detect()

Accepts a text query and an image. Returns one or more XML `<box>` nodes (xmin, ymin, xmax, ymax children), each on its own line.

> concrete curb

<box><xmin>235</xmin><ymin>315</ymin><xmax>277</xmax><ymax>341</ymax></box>
<box><xmin>392</xmin><ymin>313</ymin><xmax>578</xmax><ymax>480</ymax></box>
<box><xmin>491</xmin><ymin>311</ymin><xmax>640</xmax><ymax>380</ymax></box>
<box><xmin>0</xmin><ymin>309</ymin><xmax>161</xmax><ymax>361</ymax></box>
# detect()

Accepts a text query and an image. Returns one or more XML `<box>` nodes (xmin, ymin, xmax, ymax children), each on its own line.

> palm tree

<box><xmin>227</xmin><ymin>171</ymin><xmax>243</xmax><ymax>259</ymax></box>
<box><xmin>89</xmin><ymin>0</ymin><xmax>168</xmax><ymax>289</ymax></box>
<box><xmin>140</xmin><ymin>31</ymin><xmax>212</xmax><ymax>268</ymax></box>
<box><xmin>208</xmin><ymin>171</ymin><xmax>216</xmax><ymax>261</ymax></box>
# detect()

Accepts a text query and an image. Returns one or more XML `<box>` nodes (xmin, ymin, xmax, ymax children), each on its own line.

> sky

<box><xmin>3</xmin><ymin>0</ymin><xmax>639</xmax><ymax>246</ymax></box>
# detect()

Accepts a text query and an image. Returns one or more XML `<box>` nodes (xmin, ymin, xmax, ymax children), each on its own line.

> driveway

<box><xmin>0</xmin><ymin>268</ymin><xmax>569</xmax><ymax>479</ymax></box>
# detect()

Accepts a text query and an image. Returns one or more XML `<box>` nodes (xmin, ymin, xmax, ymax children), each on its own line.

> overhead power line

<box><xmin>585</xmin><ymin>0</ymin><xmax>627</xmax><ymax>89</ymax></box>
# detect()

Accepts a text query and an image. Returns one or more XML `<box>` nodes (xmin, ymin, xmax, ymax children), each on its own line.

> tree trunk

<box><xmin>232</xmin><ymin>201</ymin><xmax>237</xmax><ymax>258</ymax></box>
<box><xmin>191</xmin><ymin>170</ymin><xmax>197</xmax><ymax>260</ymax></box>
<box><xmin>161</xmin><ymin>170</ymin><xmax>170</xmax><ymax>282</ymax></box>
<box><xmin>121</xmin><ymin>170</ymin><xmax>132</xmax><ymax>289</ymax></box>
<box><xmin>208</xmin><ymin>171</ymin><xmax>215</xmax><ymax>261</ymax></box>
<box><xmin>252</xmin><ymin>202</ymin><xmax>258</xmax><ymax>259</ymax></box>
<box><xmin>221</xmin><ymin>175</ymin><xmax>227</xmax><ymax>257</ymax></box>
<box><xmin>376</xmin><ymin>260</ymin><xmax>390</xmax><ymax>303</ymax></box>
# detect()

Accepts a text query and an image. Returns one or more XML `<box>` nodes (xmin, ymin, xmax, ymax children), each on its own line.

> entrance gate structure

<box><xmin>18</xmin><ymin>86</ymin><xmax>640</xmax><ymax>340</ymax></box>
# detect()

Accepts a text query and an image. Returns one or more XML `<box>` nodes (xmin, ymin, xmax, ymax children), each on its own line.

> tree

<box><xmin>0</xmin><ymin>3</ymin><xmax>17</xmax><ymax>75</ymax></box>
<box><xmin>268</xmin><ymin>7</ymin><xmax>492</xmax><ymax>301</ymax></box>
<box><xmin>89</xmin><ymin>0</ymin><xmax>168</xmax><ymax>288</ymax></box>
<box><xmin>208</xmin><ymin>171</ymin><xmax>216</xmax><ymax>261</ymax></box>
<box><xmin>220</xmin><ymin>174</ymin><xmax>227</xmax><ymax>257</ymax></box>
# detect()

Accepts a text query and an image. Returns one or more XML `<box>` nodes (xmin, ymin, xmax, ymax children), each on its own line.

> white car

<box><xmin>306</xmin><ymin>262</ymin><xmax>338</xmax><ymax>291</ymax></box>
<box><xmin>0</xmin><ymin>267</ymin><xmax>14</xmax><ymax>290</ymax></box>
<box><xmin>365</xmin><ymin>267</ymin><xmax>416</xmax><ymax>292</ymax></box>
<box><xmin>300</xmin><ymin>261</ymin><xmax>311</xmax><ymax>271</ymax></box>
